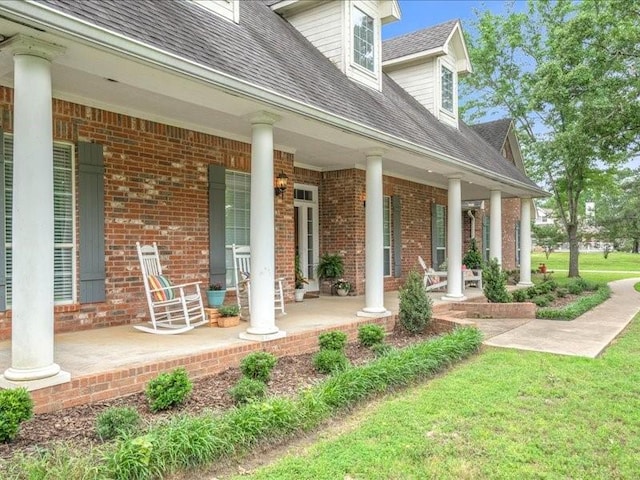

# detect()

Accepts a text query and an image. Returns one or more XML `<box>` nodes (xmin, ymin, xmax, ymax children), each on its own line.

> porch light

<box><xmin>275</xmin><ymin>171</ymin><xmax>288</xmax><ymax>197</ymax></box>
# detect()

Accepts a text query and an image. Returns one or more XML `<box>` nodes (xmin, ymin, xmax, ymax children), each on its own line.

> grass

<box><xmin>532</xmin><ymin>251</ymin><xmax>640</xmax><ymax>273</ymax></box>
<box><xmin>635</xmin><ymin>282</ymin><xmax>640</xmax><ymax>293</ymax></box>
<box><xmin>242</xmin><ymin>313</ymin><xmax>640</xmax><ymax>480</ymax></box>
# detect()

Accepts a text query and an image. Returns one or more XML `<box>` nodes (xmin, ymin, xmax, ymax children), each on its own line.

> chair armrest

<box><xmin>168</xmin><ymin>281</ymin><xmax>202</xmax><ymax>289</ymax></box>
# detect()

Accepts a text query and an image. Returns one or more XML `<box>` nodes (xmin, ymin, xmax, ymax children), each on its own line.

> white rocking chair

<box><xmin>232</xmin><ymin>244</ymin><xmax>286</xmax><ymax>319</ymax></box>
<box><xmin>135</xmin><ymin>242</ymin><xmax>207</xmax><ymax>334</ymax></box>
<box><xmin>418</xmin><ymin>255</ymin><xmax>448</xmax><ymax>292</ymax></box>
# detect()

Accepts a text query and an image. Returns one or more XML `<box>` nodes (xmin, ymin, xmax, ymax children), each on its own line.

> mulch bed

<box><xmin>0</xmin><ymin>325</ymin><xmax>439</xmax><ymax>459</ymax></box>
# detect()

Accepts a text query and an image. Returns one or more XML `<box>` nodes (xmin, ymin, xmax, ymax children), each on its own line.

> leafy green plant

<box><xmin>511</xmin><ymin>289</ymin><xmax>529</xmax><ymax>303</ymax></box>
<box><xmin>95</xmin><ymin>406</ymin><xmax>141</xmax><ymax>441</ymax></box>
<box><xmin>229</xmin><ymin>377</ymin><xmax>267</xmax><ymax>405</ymax></box>
<box><xmin>537</xmin><ymin>285</ymin><xmax>611</xmax><ymax>320</ymax></box>
<box><xmin>294</xmin><ymin>254</ymin><xmax>308</xmax><ymax>289</ymax></box>
<box><xmin>399</xmin><ymin>270</ymin><xmax>433</xmax><ymax>334</ymax></box>
<box><xmin>531</xmin><ymin>295</ymin><xmax>551</xmax><ymax>307</ymax></box>
<box><xmin>318</xmin><ymin>330</ymin><xmax>348</xmax><ymax>351</ymax></box>
<box><xmin>371</xmin><ymin>343</ymin><xmax>394</xmax><ymax>358</ymax></box>
<box><xmin>145</xmin><ymin>367</ymin><xmax>193</xmax><ymax>412</ymax></box>
<box><xmin>358</xmin><ymin>324</ymin><xmax>385</xmax><ymax>348</ymax></box>
<box><xmin>482</xmin><ymin>258</ymin><xmax>511</xmax><ymax>303</ymax></box>
<box><xmin>240</xmin><ymin>351</ymin><xmax>278</xmax><ymax>383</ymax></box>
<box><xmin>218</xmin><ymin>304</ymin><xmax>240</xmax><ymax>317</ymax></box>
<box><xmin>463</xmin><ymin>238</ymin><xmax>483</xmax><ymax>269</ymax></box>
<box><xmin>313</xmin><ymin>349</ymin><xmax>350</xmax><ymax>374</ymax></box>
<box><xmin>316</xmin><ymin>253</ymin><xmax>344</xmax><ymax>279</ymax></box>
<box><xmin>0</xmin><ymin>387</ymin><xmax>33</xmax><ymax>442</ymax></box>
<box><xmin>567</xmin><ymin>281</ymin><xmax>585</xmax><ymax>295</ymax></box>
<box><xmin>556</xmin><ymin>287</ymin><xmax>568</xmax><ymax>298</ymax></box>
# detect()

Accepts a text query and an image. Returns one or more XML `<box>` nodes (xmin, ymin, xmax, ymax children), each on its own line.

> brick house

<box><xmin>0</xmin><ymin>0</ymin><xmax>544</xmax><ymax>391</ymax></box>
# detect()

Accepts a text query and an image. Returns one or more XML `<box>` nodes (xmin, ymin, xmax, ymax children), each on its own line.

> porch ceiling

<box><xmin>0</xmin><ymin>17</ymin><xmax>526</xmax><ymax>199</ymax></box>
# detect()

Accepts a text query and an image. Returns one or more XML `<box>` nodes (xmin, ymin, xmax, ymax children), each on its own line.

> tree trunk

<box><xmin>568</xmin><ymin>223</ymin><xmax>580</xmax><ymax>277</ymax></box>
<box><xmin>633</xmin><ymin>239</ymin><xmax>639</xmax><ymax>254</ymax></box>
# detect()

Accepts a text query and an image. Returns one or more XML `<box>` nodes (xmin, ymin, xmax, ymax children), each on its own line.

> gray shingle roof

<box><xmin>36</xmin><ymin>0</ymin><xmax>538</xmax><ymax>190</ymax></box>
<box><xmin>471</xmin><ymin>119</ymin><xmax>513</xmax><ymax>152</ymax></box>
<box><xmin>382</xmin><ymin>19</ymin><xmax>458</xmax><ymax>63</ymax></box>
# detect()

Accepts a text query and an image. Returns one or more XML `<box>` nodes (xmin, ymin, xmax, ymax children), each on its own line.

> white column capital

<box><xmin>248</xmin><ymin>111</ymin><xmax>281</xmax><ymax>126</ymax></box>
<box><xmin>364</xmin><ymin>148</ymin><xmax>386</xmax><ymax>158</ymax></box>
<box><xmin>1</xmin><ymin>34</ymin><xmax>65</xmax><ymax>60</ymax></box>
<box><xmin>447</xmin><ymin>173</ymin><xmax>464</xmax><ymax>180</ymax></box>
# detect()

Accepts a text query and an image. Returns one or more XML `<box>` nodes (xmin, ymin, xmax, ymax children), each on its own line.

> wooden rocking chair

<box><xmin>418</xmin><ymin>255</ymin><xmax>448</xmax><ymax>292</ymax></box>
<box><xmin>135</xmin><ymin>242</ymin><xmax>207</xmax><ymax>334</ymax></box>
<box><xmin>232</xmin><ymin>244</ymin><xmax>286</xmax><ymax>319</ymax></box>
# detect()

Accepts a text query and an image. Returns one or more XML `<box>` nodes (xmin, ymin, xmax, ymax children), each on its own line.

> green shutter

<box><xmin>79</xmin><ymin>142</ymin><xmax>106</xmax><ymax>303</ymax></box>
<box><xmin>0</xmin><ymin>128</ymin><xmax>5</xmax><ymax>310</ymax></box>
<box><xmin>392</xmin><ymin>195</ymin><xmax>401</xmax><ymax>277</ymax></box>
<box><xmin>209</xmin><ymin>165</ymin><xmax>226</xmax><ymax>286</ymax></box>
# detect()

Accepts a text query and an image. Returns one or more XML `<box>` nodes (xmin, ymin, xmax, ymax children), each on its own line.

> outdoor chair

<box><xmin>135</xmin><ymin>242</ymin><xmax>207</xmax><ymax>334</ymax></box>
<box><xmin>232</xmin><ymin>244</ymin><xmax>286</xmax><ymax>319</ymax></box>
<box><xmin>418</xmin><ymin>255</ymin><xmax>448</xmax><ymax>292</ymax></box>
<box><xmin>463</xmin><ymin>267</ymin><xmax>483</xmax><ymax>290</ymax></box>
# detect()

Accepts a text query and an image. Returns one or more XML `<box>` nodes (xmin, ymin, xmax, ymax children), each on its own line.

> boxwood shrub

<box><xmin>145</xmin><ymin>367</ymin><xmax>193</xmax><ymax>413</ymax></box>
<box><xmin>0</xmin><ymin>387</ymin><xmax>33</xmax><ymax>443</ymax></box>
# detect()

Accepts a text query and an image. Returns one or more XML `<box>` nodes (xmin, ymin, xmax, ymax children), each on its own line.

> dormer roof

<box><xmin>382</xmin><ymin>19</ymin><xmax>472</xmax><ymax>74</ymax></box>
<box><xmin>471</xmin><ymin>118</ymin><xmax>513</xmax><ymax>152</ymax></box>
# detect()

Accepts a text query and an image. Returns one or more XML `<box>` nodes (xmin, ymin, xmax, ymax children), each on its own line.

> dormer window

<box><xmin>441</xmin><ymin>66</ymin><xmax>454</xmax><ymax>112</ymax></box>
<box><xmin>353</xmin><ymin>7</ymin><xmax>374</xmax><ymax>72</ymax></box>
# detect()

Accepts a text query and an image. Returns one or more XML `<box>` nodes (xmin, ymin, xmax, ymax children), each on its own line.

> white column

<box><xmin>1</xmin><ymin>36</ymin><xmax>70</xmax><ymax>388</ymax></box>
<box><xmin>239</xmin><ymin>112</ymin><xmax>285</xmax><ymax>342</ymax></box>
<box><xmin>518</xmin><ymin>197</ymin><xmax>533</xmax><ymax>286</ymax></box>
<box><xmin>358</xmin><ymin>150</ymin><xmax>389</xmax><ymax>316</ymax></box>
<box><xmin>490</xmin><ymin>189</ymin><xmax>502</xmax><ymax>266</ymax></box>
<box><xmin>443</xmin><ymin>175</ymin><xmax>465</xmax><ymax>301</ymax></box>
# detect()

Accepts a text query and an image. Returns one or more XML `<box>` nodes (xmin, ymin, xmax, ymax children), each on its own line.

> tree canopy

<box><xmin>462</xmin><ymin>0</ymin><xmax>640</xmax><ymax>276</ymax></box>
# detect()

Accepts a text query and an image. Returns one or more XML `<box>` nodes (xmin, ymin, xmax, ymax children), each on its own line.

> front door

<box><xmin>294</xmin><ymin>185</ymin><xmax>319</xmax><ymax>291</ymax></box>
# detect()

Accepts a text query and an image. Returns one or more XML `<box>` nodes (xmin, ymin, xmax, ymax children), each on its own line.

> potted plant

<box><xmin>207</xmin><ymin>282</ymin><xmax>226</xmax><ymax>307</ymax></box>
<box><xmin>217</xmin><ymin>304</ymin><xmax>240</xmax><ymax>327</ymax></box>
<box><xmin>294</xmin><ymin>254</ymin><xmax>308</xmax><ymax>302</ymax></box>
<box><xmin>334</xmin><ymin>279</ymin><xmax>351</xmax><ymax>297</ymax></box>
<box><xmin>317</xmin><ymin>252</ymin><xmax>344</xmax><ymax>295</ymax></box>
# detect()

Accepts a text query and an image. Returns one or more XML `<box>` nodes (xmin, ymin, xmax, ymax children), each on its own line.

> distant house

<box><xmin>0</xmin><ymin>0</ymin><xmax>544</xmax><ymax>390</ymax></box>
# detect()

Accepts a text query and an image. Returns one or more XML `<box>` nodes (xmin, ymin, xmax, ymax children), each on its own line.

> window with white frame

<box><xmin>434</xmin><ymin>204</ymin><xmax>446</xmax><ymax>268</ymax></box>
<box><xmin>441</xmin><ymin>66</ymin><xmax>454</xmax><ymax>112</ymax></box>
<box><xmin>4</xmin><ymin>136</ymin><xmax>75</xmax><ymax>305</ymax></box>
<box><xmin>383</xmin><ymin>196</ymin><xmax>392</xmax><ymax>276</ymax></box>
<box><xmin>224</xmin><ymin>171</ymin><xmax>250</xmax><ymax>288</ymax></box>
<box><xmin>353</xmin><ymin>7</ymin><xmax>375</xmax><ymax>72</ymax></box>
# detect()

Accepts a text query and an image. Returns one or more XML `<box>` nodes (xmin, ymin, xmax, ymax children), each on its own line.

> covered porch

<box><xmin>0</xmin><ymin>288</ymin><xmax>484</xmax><ymax>413</ymax></box>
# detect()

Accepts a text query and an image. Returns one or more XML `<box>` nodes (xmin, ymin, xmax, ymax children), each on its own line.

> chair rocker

<box><xmin>418</xmin><ymin>255</ymin><xmax>448</xmax><ymax>292</ymax></box>
<box><xmin>232</xmin><ymin>244</ymin><xmax>286</xmax><ymax>319</ymax></box>
<box><xmin>135</xmin><ymin>241</ymin><xmax>207</xmax><ymax>334</ymax></box>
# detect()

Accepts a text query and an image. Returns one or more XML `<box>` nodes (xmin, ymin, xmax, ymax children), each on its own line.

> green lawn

<box><xmin>532</xmin><ymin>251</ymin><xmax>640</xmax><ymax>273</ymax></box>
<box><xmin>240</xmin><ymin>314</ymin><xmax>640</xmax><ymax>479</ymax></box>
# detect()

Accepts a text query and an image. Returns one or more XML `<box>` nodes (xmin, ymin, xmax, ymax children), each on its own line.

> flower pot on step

<box><xmin>207</xmin><ymin>289</ymin><xmax>226</xmax><ymax>307</ymax></box>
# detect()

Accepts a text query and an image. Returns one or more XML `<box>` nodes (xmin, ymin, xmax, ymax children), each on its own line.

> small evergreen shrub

<box><xmin>482</xmin><ymin>258</ymin><xmax>511</xmax><ymax>303</ymax></box>
<box><xmin>318</xmin><ymin>330</ymin><xmax>348</xmax><ymax>351</ymax></box>
<box><xmin>358</xmin><ymin>324</ymin><xmax>385</xmax><ymax>347</ymax></box>
<box><xmin>228</xmin><ymin>377</ymin><xmax>267</xmax><ymax>405</ymax></box>
<box><xmin>398</xmin><ymin>270</ymin><xmax>433</xmax><ymax>334</ymax></box>
<box><xmin>145</xmin><ymin>367</ymin><xmax>193</xmax><ymax>412</ymax></box>
<box><xmin>531</xmin><ymin>295</ymin><xmax>551</xmax><ymax>307</ymax></box>
<box><xmin>95</xmin><ymin>406</ymin><xmax>141</xmax><ymax>441</ymax></box>
<box><xmin>313</xmin><ymin>349</ymin><xmax>349</xmax><ymax>374</ymax></box>
<box><xmin>511</xmin><ymin>289</ymin><xmax>529</xmax><ymax>303</ymax></box>
<box><xmin>567</xmin><ymin>281</ymin><xmax>585</xmax><ymax>295</ymax></box>
<box><xmin>0</xmin><ymin>387</ymin><xmax>33</xmax><ymax>442</ymax></box>
<box><xmin>240</xmin><ymin>351</ymin><xmax>278</xmax><ymax>383</ymax></box>
<box><xmin>462</xmin><ymin>238</ymin><xmax>483</xmax><ymax>270</ymax></box>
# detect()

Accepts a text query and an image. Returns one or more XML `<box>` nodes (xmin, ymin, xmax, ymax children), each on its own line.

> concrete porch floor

<box><xmin>0</xmin><ymin>288</ymin><xmax>485</xmax><ymax>412</ymax></box>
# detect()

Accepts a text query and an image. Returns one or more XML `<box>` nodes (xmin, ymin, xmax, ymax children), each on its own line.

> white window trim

<box><xmin>191</xmin><ymin>0</ymin><xmax>239</xmax><ymax>24</ymax></box>
<box><xmin>4</xmin><ymin>135</ymin><xmax>77</xmax><ymax>306</ymax></box>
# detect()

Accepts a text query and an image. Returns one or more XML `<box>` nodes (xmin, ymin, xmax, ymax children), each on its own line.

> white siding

<box><xmin>192</xmin><ymin>0</ymin><xmax>239</xmax><ymax>23</ymax></box>
<box><xmin>386</xmin><ymin>60</ymin><xmax>435</xmax><ymax>115</ymax></box>
<box><xmin>287</xmin><ymin>2</ymin><xmax>344</xmax><ymax>70</ymax></box>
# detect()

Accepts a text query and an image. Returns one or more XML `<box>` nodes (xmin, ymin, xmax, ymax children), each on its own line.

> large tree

<box><xmin>462</xmin><ymin>0</ymin><xmax>640</xmax><ymax>276</ymax></box>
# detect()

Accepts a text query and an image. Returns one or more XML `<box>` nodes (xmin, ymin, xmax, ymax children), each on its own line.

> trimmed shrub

<box><xmin>0</xmin><ymin>387</ymin><xmax>33</xmax><ymax>442</ymax></box>
<box><xmin>318</xmin><ymin>331</ymin><xmax>348</xmax><ymax>352</ymax></box>
<box><xmin>511</xmin><ymin>289</ymin><xmax>529</xmax><ymax>303</ymax></box>
<box><xmin>145</xmin><ymin>367</ymin><xmax>193</xmax><ymax>412</ymax></box>
<box><xmin>482</xmin><ymin>258</ymin><xmax>511</xmax><ymax>303</ymax></box>
<box><xmin>567</xmin><ymin>281</ymin><xmax>585</xmax><ymax>295</ymax></box>
<box><xmin>313</xmin><ymin>349</ymin><xmax>350</xmax><ymax>374</ymax></box>
<box><xmin>537</xmin><ymin>285</ymin><xmax>611</xmax><ymax>320</ymax></box>
<box><xmin>240</xmin><ymin>352</ymin><xmax>277</xmax><ymax>383</ymax></box>
<box><xmin>96</xmin><ymin>406</ymin><xmax>141</xmax><ymax>441</ymax></box>
<box><xmin>229</xmin><ymin>377</ymin><xmax>267</xmax><ymax>405</ymax></box>
<box><xmin>398</xmin><ymin>270</ymin><xmax>433</xmax><ymax>334</ymax></box>
<box><xmin>358</xmin><ymin>324</ymin><xmax>385</xmax><ymax>348</ymax></box>
<box><xmin>462</xmin><ymin>238</ymin><xmax>483</xmax><ymax>270</ymax></box>
<box><xmin>531</xmin><ymin>295</ymin><xmax>551</xmax><ymax>307</ymax></box>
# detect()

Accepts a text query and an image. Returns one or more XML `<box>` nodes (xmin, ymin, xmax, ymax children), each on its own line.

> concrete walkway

<box><xmin>483</xmin><ymin>277</ymin><xmax>640</xmax><ymax>358</ymax></box>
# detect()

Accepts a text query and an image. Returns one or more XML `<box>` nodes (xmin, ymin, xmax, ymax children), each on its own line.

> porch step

<box><xmin>445</xmin><ymin>310</ymin><xmax>468</xmax><ymax>319</ymax></box>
